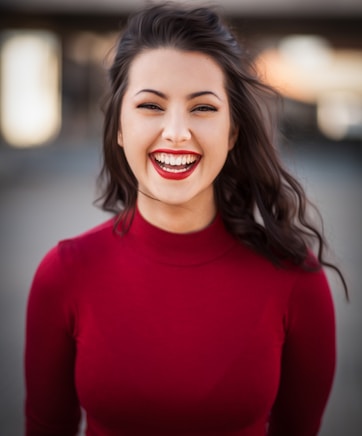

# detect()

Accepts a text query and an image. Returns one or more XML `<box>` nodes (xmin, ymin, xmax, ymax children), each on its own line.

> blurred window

<box><xmin>0</xmin><ymin>30</ymin><xmax>61</xmax><ymax>147</ymax></box>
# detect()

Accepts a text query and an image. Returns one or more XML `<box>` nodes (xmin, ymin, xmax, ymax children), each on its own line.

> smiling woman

<box><xmin>25</xmin><ymin>3</ymin><xmax>346</xmax><ymax>436</ymax></box>
<box><xmin>117</xmin><ymin>48</ymin><xmax>236</xmax><ymax>231</ymax></box>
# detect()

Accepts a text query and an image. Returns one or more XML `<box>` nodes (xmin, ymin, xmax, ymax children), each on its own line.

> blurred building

<box><xmin>0</xmin><ymin>0</ymin><xmax>361</xmax><ymax>148</ymax></box>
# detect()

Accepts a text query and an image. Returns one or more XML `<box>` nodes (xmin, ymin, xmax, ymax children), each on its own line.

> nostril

<box><xmin>162</xmin><ymin>130</ymin><xmax>191</xmax><ymax>142</ymax></box>
<box><xmin>161</xmin><ymin>120</ymin><xmax>191</xmax><ymax>142</ymax></box>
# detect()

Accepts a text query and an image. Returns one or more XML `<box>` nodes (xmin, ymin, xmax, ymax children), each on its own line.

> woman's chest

<box><xmin>73</xmin><ymin>263</ymin><xmax>287</xmax><ymax>433</ymax></box>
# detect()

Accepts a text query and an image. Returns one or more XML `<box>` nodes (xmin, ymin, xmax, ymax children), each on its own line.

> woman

<box><xmin>25</xmin><ymin>3</ymin><xmax>346</xmax><ymax>435</ymax></box>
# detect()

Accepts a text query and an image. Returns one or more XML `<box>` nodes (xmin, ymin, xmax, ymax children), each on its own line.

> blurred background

<box><xmin>0</xmin><ymin>0</ymin><xmax>361</xmax><ymax>434</ymax></box>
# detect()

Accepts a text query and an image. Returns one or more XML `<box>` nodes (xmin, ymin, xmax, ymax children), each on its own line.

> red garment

<box><xmin>25</xmin><ymin>209</ymin><xmax>336</xmax><ymax>435</ymax></box>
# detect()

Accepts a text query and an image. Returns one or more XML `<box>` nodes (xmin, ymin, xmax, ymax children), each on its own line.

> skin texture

<box><xmin>118</xmin><ymin>48</ymin><xmax>238</xmax><ymax>233</ymax></box>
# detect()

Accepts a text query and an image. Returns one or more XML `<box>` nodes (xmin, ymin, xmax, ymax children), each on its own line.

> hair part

<box><xmin>97</xmin><ymin>2</ymin><xmax>348</xmax><ymax>297</ymax></box>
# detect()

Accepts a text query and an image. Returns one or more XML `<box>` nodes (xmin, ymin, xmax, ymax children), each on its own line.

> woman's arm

<box><xmin>268</xmin><ymin>268</ymin><xmax>336</xmax><ymax>436</ymax></box>
<box><xmin>25</xmin><ymin>246</ymin><xmax>81</xmax><ymax>435</ymax></box>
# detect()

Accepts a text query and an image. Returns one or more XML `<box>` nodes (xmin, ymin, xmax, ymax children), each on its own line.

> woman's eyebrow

<box><xmin>135</xmin><ymin>89</ymin><xmax>221</xmax><ymax>101</ymax></box>
<box><xmin>188</xmin><ymin>91</ymin><xmax>221</xmax><ymax>101</ymax></box>
<box><xmin>135</xmin><ymin>89</ymin><xmax>166</xmax><ymax>98</ymax></box>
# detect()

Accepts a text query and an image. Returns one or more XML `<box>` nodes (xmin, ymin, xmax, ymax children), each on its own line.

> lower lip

<box><xmin>150</xmin><ymin>156</ymin><xmax>200</xmax><ymax>180</ymax></box>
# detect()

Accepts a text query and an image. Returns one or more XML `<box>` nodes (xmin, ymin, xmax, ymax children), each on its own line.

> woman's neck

<box><xmin>136</xmin><ymin>195</ymin><xmax>217</xmax><ymax>234</ymax></box>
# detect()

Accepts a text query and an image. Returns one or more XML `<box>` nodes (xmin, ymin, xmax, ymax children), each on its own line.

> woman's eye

<box><xmin>193</xmin><ymin>105</ymin><xmax>217</xmax><ymax>112</ymax></box>
<box><xmin>137</xmin><ymin>103</ymin><xmax>163</xmax><ymax>111</ymax></box>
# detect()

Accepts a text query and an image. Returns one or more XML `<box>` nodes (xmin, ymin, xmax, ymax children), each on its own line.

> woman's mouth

<box><xmin>150</xmin><ymin>151</ymin><xmax>201</xmax><ymax>180</ymax></box>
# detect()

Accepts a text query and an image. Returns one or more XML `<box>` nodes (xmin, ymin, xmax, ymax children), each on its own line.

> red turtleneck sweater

<box><xmin>25</xmin><ymin>209</ymin><xmax>335</xmax><ymax>435</ymax></box>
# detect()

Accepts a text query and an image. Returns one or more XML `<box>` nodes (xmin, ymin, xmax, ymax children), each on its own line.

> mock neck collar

<box><xmin>125</xmin><ymin>208</ymin><xmax>237</xmax><ymax>266</ymax></box>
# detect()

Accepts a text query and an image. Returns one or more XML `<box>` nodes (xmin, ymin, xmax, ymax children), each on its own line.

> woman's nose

<box><xmin>161</xmin><ymin>110</ymin><xmax>191</xmax><ymax>143</ymax></box>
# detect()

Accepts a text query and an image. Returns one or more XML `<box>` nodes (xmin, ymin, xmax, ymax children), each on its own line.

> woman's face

<box><xmin>118</xmin><ymin>48</ymin><xmax>237</xmax><ymax>221</ymax></box>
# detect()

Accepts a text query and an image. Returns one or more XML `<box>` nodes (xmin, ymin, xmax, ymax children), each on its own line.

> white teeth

<box><xmin>153</xmin><ymin>152</ymin><xmax>198</xmax><ymax>166</ymax></box>
<box><xmin>162</xmin><ymin>166</ymin><xmax>188</xmax><ymax>173</ymax></box>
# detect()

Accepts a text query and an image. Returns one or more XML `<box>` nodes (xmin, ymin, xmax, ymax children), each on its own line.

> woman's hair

<box><xmin>98</xmin><ymin>2</ymin><xmax>347</xmax><ymax>295</ymax></box>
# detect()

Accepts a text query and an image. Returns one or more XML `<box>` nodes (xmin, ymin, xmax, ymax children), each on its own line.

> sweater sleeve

<box><xmin>25</xmin><ymin>245</ymin><xmax>81</xmax><ymax>436</ymax></box>
<box><xmin>268</xmin><ymin>268</ymin><xmax>336</xmax><ymax>436</ymax></box>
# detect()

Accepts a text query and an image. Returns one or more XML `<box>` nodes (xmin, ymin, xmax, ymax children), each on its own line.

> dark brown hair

<box><xmin>98</xmin><ymin>2</ymin><xmax>347</xmax><ymax>295</ymax></box>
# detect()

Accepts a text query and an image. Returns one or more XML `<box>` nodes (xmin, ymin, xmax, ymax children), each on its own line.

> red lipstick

<box><xmin>149</xmin><ymin>149</ymin><xmax>201</xmax><ymax>180</ymax></box>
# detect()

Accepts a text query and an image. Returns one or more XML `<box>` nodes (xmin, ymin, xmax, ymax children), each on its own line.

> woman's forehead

<box><xmin>126</xmin><ymin>48</ymin><xmax>227</xmax><ymax>94</ymax></box>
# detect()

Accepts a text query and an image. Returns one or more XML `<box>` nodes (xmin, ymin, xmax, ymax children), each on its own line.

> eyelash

<box><xmin>137</xmin><ymin>103</ymin><xmax>217</xmax><ymax>112</ymax></box>
<box><xmin>137</xmin><ymin>103</ymin><xmax>162</xmax><ymax>111</ymax></box>
<box><xmin>193</xmin><ymin>105</ymin><xmax>217</xmax><ymax>112</ymax></box>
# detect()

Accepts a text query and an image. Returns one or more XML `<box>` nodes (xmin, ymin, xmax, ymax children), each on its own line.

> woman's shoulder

<box><xmin>35</xmin><ymin>217</ymin><xmax>116</xmax><ymax>277</ymax></box>
<box><xmin>238</xmin><ymin>243</ymin><xmax>332</xmax><ymax>302</ymax></box>
<box><xmin>28</xmin><ymin>217</ymin><xmax>118</xmax><ymax>302</ymax></box>
<box><xmin>281</xmin><ymin>258</ymin><xmax>334</xmax><ymax>326</ymax></box>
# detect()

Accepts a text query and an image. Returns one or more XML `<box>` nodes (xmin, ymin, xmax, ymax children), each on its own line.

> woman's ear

<box><xmin>117</xmin><ymin>130</ymin><xmax>123</xmax><ymax>147</ymax></box>
<box><xmin>228</xmin><ymin>126</ymin><xmax>238</xmax><ymax>150</ymax></box>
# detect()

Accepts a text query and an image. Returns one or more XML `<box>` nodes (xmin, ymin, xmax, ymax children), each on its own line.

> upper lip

<box><xmin>150</xmin><ymin>149</ymin><xmax>201</xmax><ymax>156</ymax></box>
